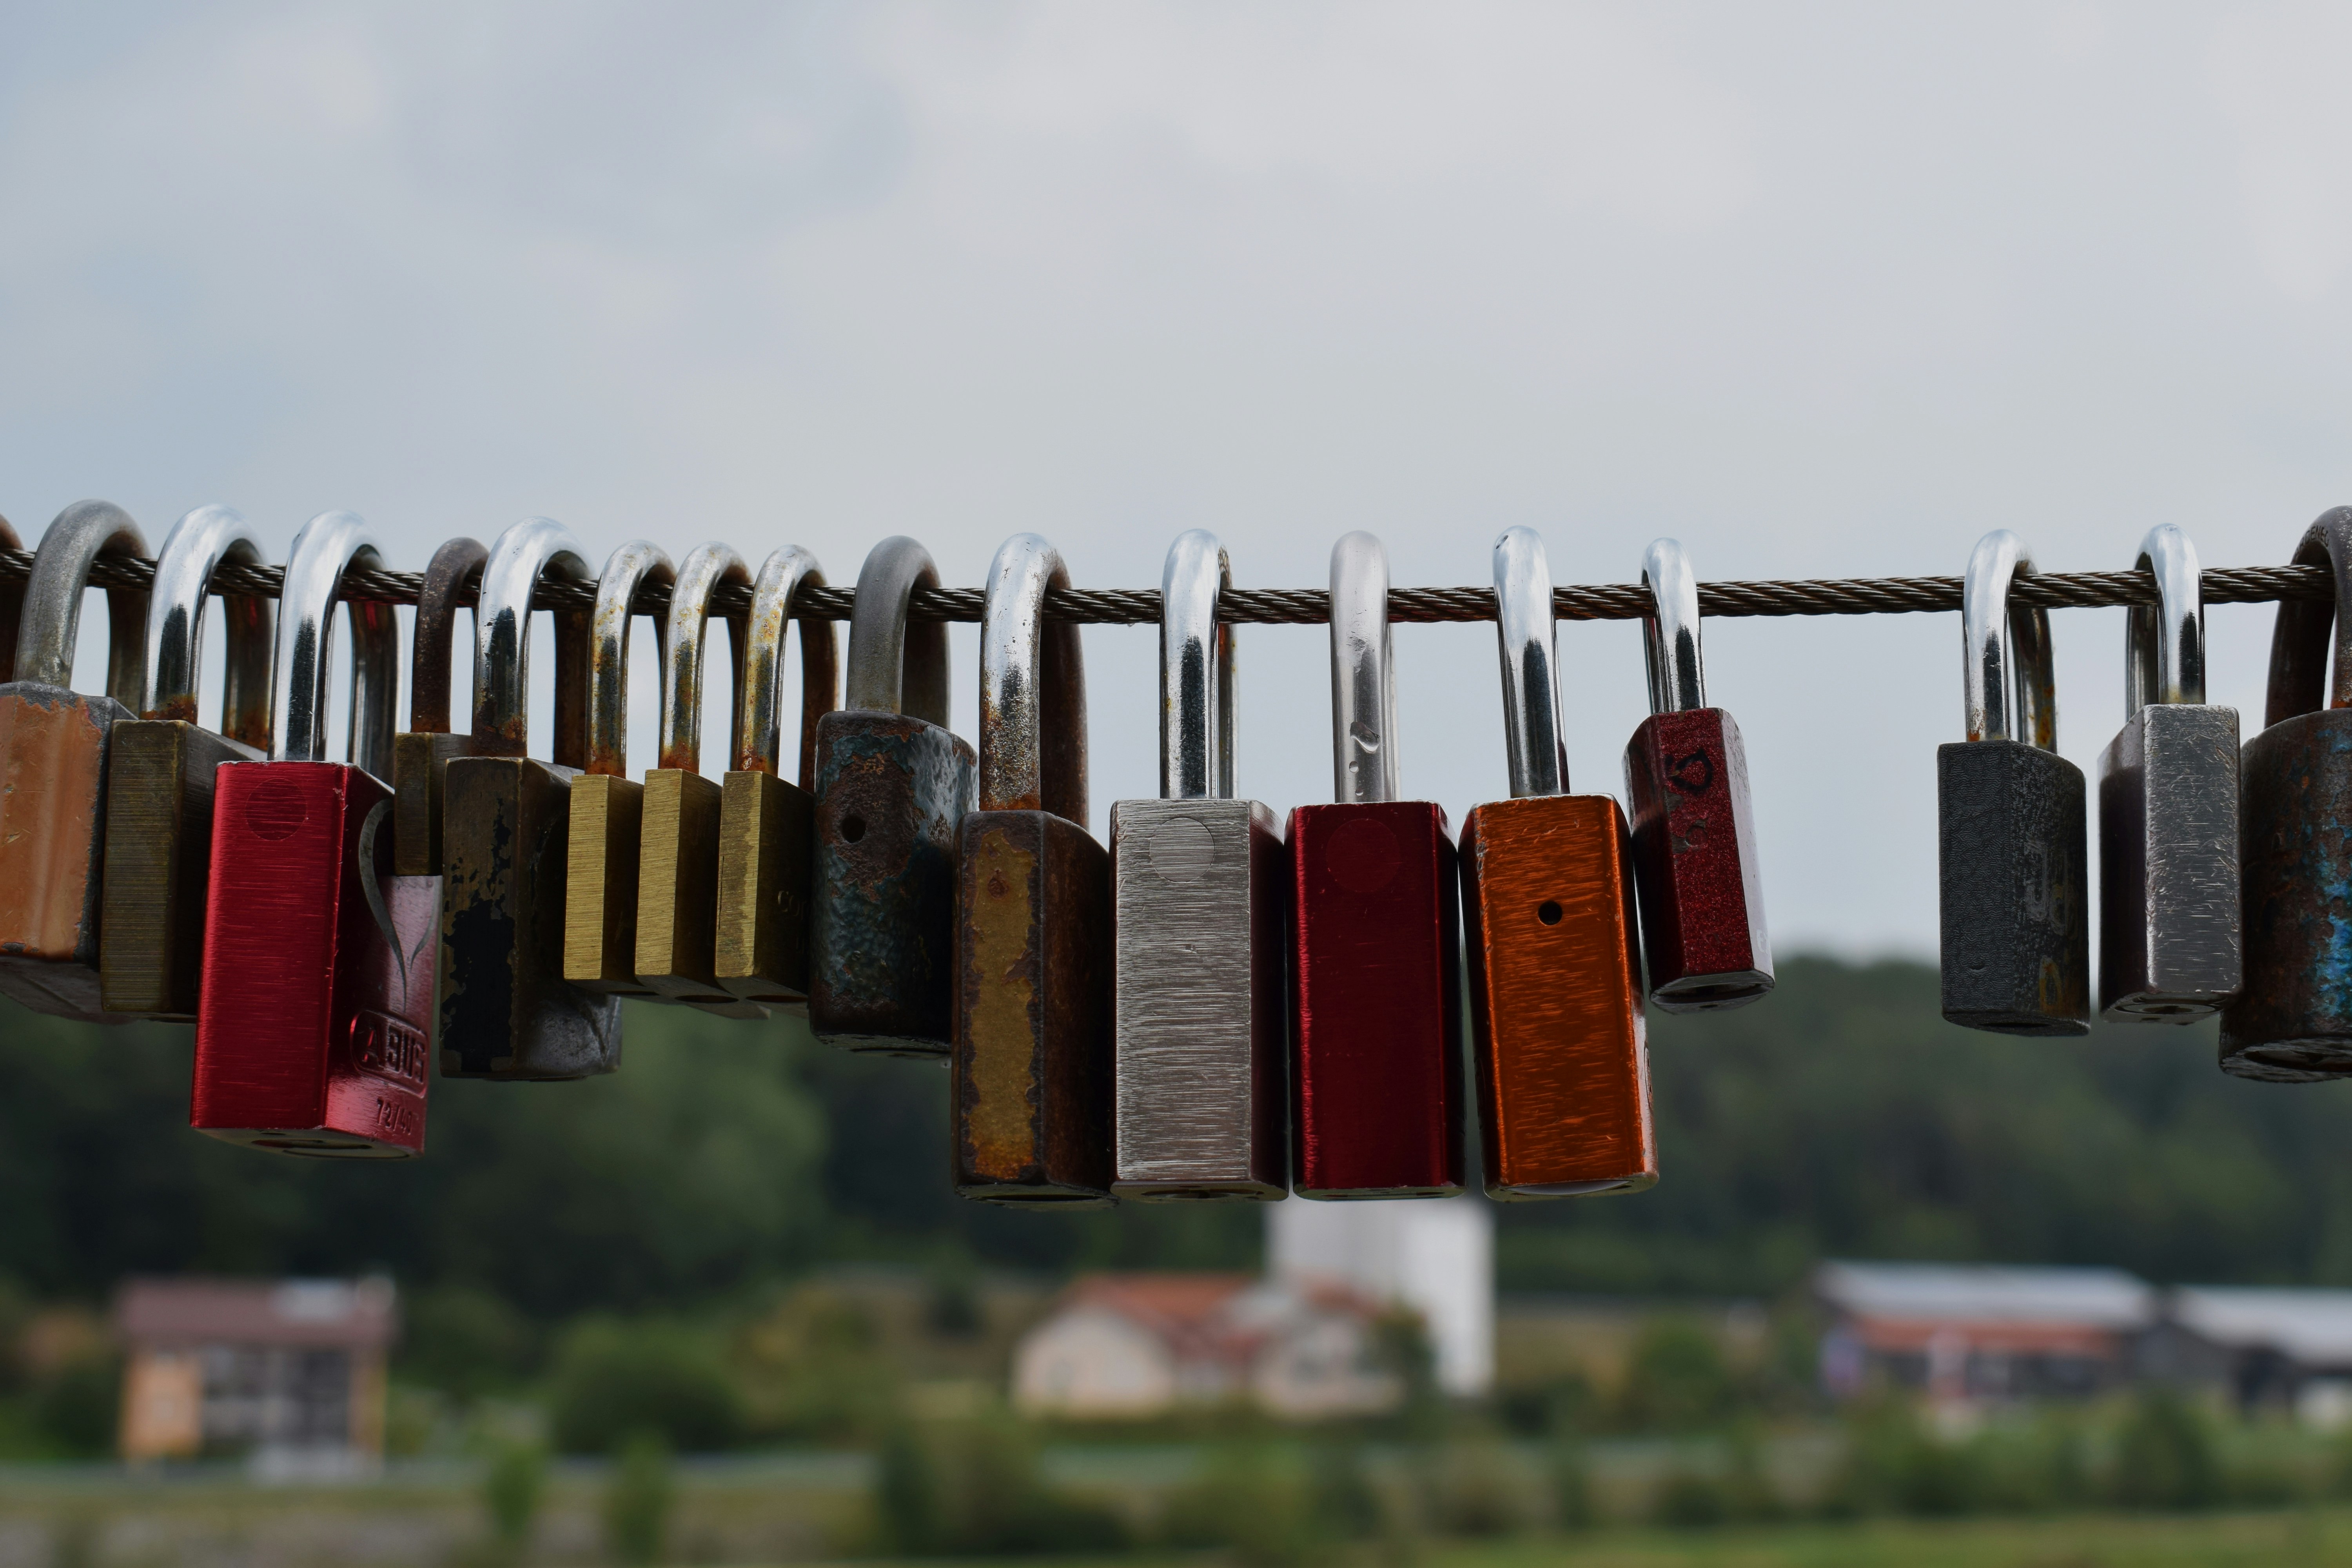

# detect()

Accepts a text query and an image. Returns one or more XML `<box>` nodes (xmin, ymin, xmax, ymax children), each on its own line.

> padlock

<box><xmin>1287</xmin><ymin>532</ymin><xmax>1465</xmax><ymax>1200</ymax></box>
<box><xmin>99</xmin><ymin>505</ymin><xmax>275</xmax><ymax>1019</ymax></box>
<box><xmin>1622</xmin><ymin>539</ymin><xmax>1773</xmax><ymax>1012</ymax></box>
<box><xmin>1460</xmin><ymin>527</ymin><xmax>1655</xmax><ymax>1199</ymax></box>
<box><xmin>562</xmin><ymin>541</ymin><xmax>673</xmax><ymax>998</ymax></box>
<box><xmin>1109</xmin><ymin>530</ymin><xmax>1289</xmax><ymax>1203</ymax></box>
<box><xmin>809</xmin><ymin>536</ymin><xmax>976</xmax><ymax>1054</ymax></box>
<box><xmin>952</xmin><ymin>535</ymin><xmax>1113</xmax><ymax>1206</ymax></box>
<box><xmin>2222</xmin><ymin>508</ymin><xmax>2352</xmax><ymax>1079</ymax></box>
<box><xmin>392</xmin><ymin>538</ymin><xmax>488</xmax><ymax>877</ymax></box>
<box><xmin>192</xmin><ymin>509</ymin><xmax>431</xmax><ymax>1157</ymax></box>
<box><xmin>1938</xmin><ymin>529</ymin><xmax>2090</xmax><ymax>1036</ymax></box>
<box><xmin>0</xmin><ymin>501</ymin><xmax>150</xmax><ymax>1021</ymax></box>
<box><xmin>2099</xmin><ymin>526</ymin><xmax>2241</xmax><ymax>1024</ymax></box>
<box><xmin>439</xmin><ymin>517</ymin><xmax>622</xmax><ymax>1080</ymax></box>
<box><xmin>0</xmin><ymin>512</ymin><xmax>27</xmax><ymax>676</ymax></box>
<box><xmin>713</xmin><ymin>547</ymin><xmax>839</xmax><ymax>1009</ymax></box>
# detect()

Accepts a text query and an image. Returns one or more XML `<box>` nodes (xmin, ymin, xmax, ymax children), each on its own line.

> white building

<box><xmin>1266</xmin><ymin>1195</ymin><xmax>1494</xmax><ymax>1396</ymax></box>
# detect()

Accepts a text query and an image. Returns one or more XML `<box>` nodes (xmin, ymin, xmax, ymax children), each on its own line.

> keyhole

<box><xmin>1537</xmin><ymin>901</ymin><xmax>1563</xmax><ymax>925</ymax></box>
<box><xmin>840</xmin><ymin>814</ymin><xmax>866</xmax><ymax>844</ymax></box>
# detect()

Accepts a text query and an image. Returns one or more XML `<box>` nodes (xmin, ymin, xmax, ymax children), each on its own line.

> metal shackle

<box><xmin>2126</xmin><ymin>524</ymin><xmax>2206</xmax><ymax>718</ymax></box>
<box><xmin>734</xmin><ymin>547</ymin><xmax>839</xmax><ymax>789</ymax></box>
<box><xmin>409</xmin><ymin>538</ymin><xmax>487</xmax><ymax>734</ymax></box>
<box><xmin>473</xmin><ymin>517</ymin><xmax>593</xmax><ymax>766</ymax></box>
<box><xmin>143</xmin><ymin>504</ymin><xmax>274</xmax><ymax>748</ymax></box>
<box><xmin>583</xmin><ymin>541</ymin><xmax>674</xmax><ymax>779</ymax></box>
<box><xmin>844</xmin><ymin>536</ymin><xmax>950</xmax><ymax>725</ymax></box>
<box><xmin>1329</xmin><ymin>531</ymin><xmax>1399</xmax><ymax>804</ymax></box>
<box><xmin>1494</xmin><ymin>526</ymin><xmax>1569</xmax><ymax>800</ymax></box>
<box><xmin>0</xmin><ymin>513</ymin><xmax>24</xmax><ymax>684</ymax></box>
<box><xmin>1160</xmin><ymin>530</ymin><xmax>1235</xmax><ymax>802</ymax></box>
<box><xmin>658</xmin><ymin>542</ymin><xmax>750</xmax><ymax>775</ymax></box>
<box><xmin>270</xmin><ymin>510</ymin><xmax>398</xmax><ymax>780</ymax></box>
<box><xmin>1640</xmin><ymin>537</ymin><xmax>1707</xmax><ymax>716</ymax></box>
<box><xmin>978</xmin><ymin>534</ymin><xmax>1087</xmax><ymax>820</ymax></box>
<box><xmin>1961</xmin><ymin>529</ymin><xmax>2059</xmax><ymax>750</ymax></box>
<box><xmin>16</xmin><ymin>500</ymin><xmax>149</xmax><ymax>707</ymax></box>
<box><xmin>2260</xmin><ymin>508</ymin><xmax>2352</xmax><ymax>726</ymax></box>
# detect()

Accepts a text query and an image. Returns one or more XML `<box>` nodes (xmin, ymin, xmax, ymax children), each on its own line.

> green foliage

<box><xmin>601</xmin><ymin>1433</ymin><xmax>674</xmax><ymax>1566</ymax></box>
<box><xmin>733</xmin><ymin>1287</ymin><xmax>899</xmax><ymax>1444</ymax></box>
<box><xmin>481</xmin><ymin>1441</ymin><xmax>545</xmax><ymax>1549</ymax></box>
<box><xmin>2113</xmin><ymin>1388</ymin><xmax>2223</xmax><ymax>1512</ymax></box>
<box><xmin>1619</xmin><ymin>1318</ymin><xmax>1736</xmax><ymax>1433</ymax></box>
<box><xmin>1550</xmin><ymin>1440</ymin><xmax>1595</xmax><ymax>1530</ymax></box>
<box><xmin>547</xmin><ymin>1319</ymin><xmax>741</xmax><ymax>1455</ymax></box>
<box><xmin>873</xmin><ymin>1414</ymin><xmax>1126</xmax><ymax>1557</ymax></box>
<box><xmin>1306</xmin><ymin>1441</ymin><xmax>1383</xmax><ymax>1541</ymax></box>
<box><xmin>873</xmin><ymin>1423</ymin><xmax>944</xmax><ymax>1555</ymax></box>
<box><xmin>402</xmin><ymin>1286</ymin><xmax>537</xmax><ymax>1398</ymax></box>
<box><xmin>28</xmin><ymin>1357</ymin><xmax>116</xmax><ymax>1459</ymax></box>
<box><xmin>1162</xmin><ymin>1442</ymin><xmax>1320</xmax><ymax>1565</ymax></box>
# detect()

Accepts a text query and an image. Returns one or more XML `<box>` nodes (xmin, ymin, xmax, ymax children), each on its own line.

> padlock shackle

<box><xmin>0</xmin><ymin>513</ymin><xmax>23</xmax><ymax>685</ymax></box>
<box><xmin>1640</xmin><ymin>537</ymin><xmax>1707</xmax><ymax>716</ymax></box>
<box><xmin>474</xmin><ymin>517</ymin><xmax>593</xmax><ymax>767</ymax></box>
<box><xmin>143</xmin><ymin>504</ymin><xmax>274</xmax><ymax>748</ymax></box>
<box><xmin>271</xmin><ymin>510</ymin><xmax>399</xmax><ymax>780</ymax></box>
<box><xmin>584</xmin><ymin>540</ymin><xmax>675</xmax><ymax>779</ymax></box>
<box><xmin>408</xmin><ymin>538</ymin><xmax>487</xmax><ymax>735</ymax></box>
<box><xmin>734</xmin><ymin>547</ymin><xmax>838</xmax><ymax>788</ymax></box>
<box><xmin>2125</xmin><ymin>524</ymin><xmax>2205</xmax><ymax>718</ymax></box>
<box><xmin>1961</xmin><ymin>529</ymin><xmax>2058</xmax><ymax>750</ymax></box>
<box><xmin>844</xmin><ymin>536</ymin><xmax>951</xmax><ymax>726</ymax></box>
<box><xmin>16</xmin><ymin>500</ymin><xmax>148</xmax><ymax>707</ymax></box>
<box><xmin>978</xmin><ymin>534</ymin><xmax>1087</xmax><ymax>820</ymax></box>
<box><xmin>659</xmin><ymin>542</ymin><xmax>750</xmax><ymax>776</ymax></box>
<box><xmin>1494</xmin><ymin>526</ymin><xmax>1570</xmax><ymax>799</ymax></box>
<box><xmin>1329</xmin><ymin>531</ymin><xmax>1400</xmax><ymax>804</ymax></box>
<box><xmin>2262</xmin><ymin>508</ymin><xmax>2352</xmax><ymax>728</ymax></box>
<box><xmin>1160</xmin><ymin>530</ymin><xmax>1235</xmax><ymax>802</ymax></box>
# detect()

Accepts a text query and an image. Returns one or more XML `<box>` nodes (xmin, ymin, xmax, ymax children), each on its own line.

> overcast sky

<box><xmin>3</xmin><ymin>1</ymin><xmax>2348</xmax><ymax>961</ymax></box>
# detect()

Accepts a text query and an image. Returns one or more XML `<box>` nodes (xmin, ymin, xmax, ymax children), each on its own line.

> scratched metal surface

<box><xmin>98</xmin><ymin>718</ymin><xmax>261</xmax><ymax>1019</ymax></box>
<box><xmin>1624</xmin><ymin>707</ymin><xmax>1773</xmax><ymax>1012</ymax></box>
<box><xmin>0</xmin><ymin>682</ymin><xmax>129</xmax><ymax>1021</ymax></box>
<box><xmin>1935</xmin><ymin>740</ymin><xmax>2091</xmax><ymax>1037</ymax></box>
<box><xmin>2223</xmin><ymin>709</ymin><xmax>2352</xmax><ymax>1079</ymax></box>
<box><xmin>2098</xmin><ymin>703</ymin><xmax>2243</xmax><ymax>1022</ymax></box>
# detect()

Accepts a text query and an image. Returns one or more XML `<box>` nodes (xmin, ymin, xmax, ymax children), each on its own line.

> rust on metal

<box><xmin>392</xmin><ymin>541</ymin><xmax>487</xmax><ymax>877</ymax></box>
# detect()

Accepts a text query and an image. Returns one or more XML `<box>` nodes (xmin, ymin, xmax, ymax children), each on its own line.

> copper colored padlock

<box><xmin>1622</xmin><ymin>539</ymin><xmax>1772</xmax><ymax>1011</ymax></box>
<box><xmin>563</xmin><ymin>541</ymin><xmax>673</xmax><ymax>999</ymax></box>
<box><xmin>392</xmin><ymin>538</ymin><xmax>488</xmax><ymax>878</ymax></box>
<box><xmin>1459</xmin><ymin>527</ymin><xmax>1655</xmax><ymax>1199</ymax></box>
<box><xmin>1287</xmin><ymin>532</ymin><xmax>1465</xmax><ymax>1200</ymax></box>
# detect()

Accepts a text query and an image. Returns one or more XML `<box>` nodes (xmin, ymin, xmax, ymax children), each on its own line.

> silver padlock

<box><xmin>2098</xmin><ymin>525</ymin><xmax>2242</xmax><ymax>1022</ymax></box>
<box><xmin>1108</xmin><ymin>530</ymin><xmax>1288</xmax><ymax>1202</ymax></box>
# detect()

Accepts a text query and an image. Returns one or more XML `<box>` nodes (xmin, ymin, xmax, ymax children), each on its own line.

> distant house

<box><xmin>1012</xmin><ymin>1272</ymin><xmax>1401</xmax><ymax>1420</ymax></box>
<box><xmin>114</xmin><ymin>1277</ymin><xmax>397</xmax><ymax>1470</ymax></box>
<box><xmin>1268</xmin><ymin>1195</ymin><xmax>1494</xmax><ymax>1396</ymax></box>
<box><xmin>1815</xmin><ymin>1260</ymin><xmax>2155</xmax><ymax>1401</ymax></box>
<box><xmin>2149</xmin><ymin>1287</ymin><xmax>2352</xmax><ymax>1419</ymax></box>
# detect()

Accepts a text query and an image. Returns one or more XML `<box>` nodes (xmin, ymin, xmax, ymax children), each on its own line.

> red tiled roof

<box><xmin>114</xmin><ymin>1278</ymin><xmax>398</xmax><ymax>1350</ymax></box>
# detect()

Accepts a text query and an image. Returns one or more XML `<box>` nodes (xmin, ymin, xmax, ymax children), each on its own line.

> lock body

<box><xmin>440</xmin><ymin>754</ymin><xmax>622</xmax><ymax>1078</ymax></box>
<box><xmin>638</xmin><ymin>769</ymin><xmax>760</xmax><ymax>1014</ymax></box>
<box><xmin>563</xmin><ymin>773</ymin><xmax>650</xmax><ymax>996</ymax></box>
<box><xmin>953</xmin><ymin>809</ymin><xmax>1112</xmax><ymax>1204</ymax></box>
<box><xmin>0</xmin><ymin>682</ymin><xmax>131</xmax><ymax>1020</ymax></box>
<box><xmin>809</xmin><ymin>710</ymin><xmax>976</xmax><ymax>1053</ymax></box>
<box><xmin>2098</xmin><ymin>703</ymin><xmax>2242</xmax><ymax>1022</ymax></box>
<box><xmin>2223</xmin><ymin>709</ymin><xmax>2352</xmax><ymax>1079</ymax></box>
<box><xmin>1460</xmin><ymin>794</ymin><xmax>1655</xmax><ymax>1200</ymax></box>
<box><xmin>393</xmin><ymin>731</ymin><xmax>470</xmax><ymax>876</ymax></box>
<box><xmin>713</xmin><ymin>770</ymin><xmax>817</xmax><ymax>1009</ymax></box>
<box><xmin>98</xmin><ymin>720</ymin><xmax>263</xmax><ymax>1019</ymax></box>
<box><xmin>1936</xmin><ymin>740</ymin><xmax>2090</xmax><ymax>1036</ymax></box>
<box><xmin>192</xmin><ymin>762</ymin><xmax>433</xmax><ymax>1157</ymax></box>
<box><xmin>1624</xmin><ymin>707</ymin><xmax>1772</xmax><ymax>1011</ymax></box>
<box><xmin>1287</xmin><ymin>800</ymin><xmax>1465</xmax><ymax>1199</ymax></box>
<box><xmin>1108</xmin><ymin>797</ymin><xmax>1289</xmax><ymax>1201</ymax></box>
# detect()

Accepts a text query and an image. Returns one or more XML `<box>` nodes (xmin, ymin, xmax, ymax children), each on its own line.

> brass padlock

<box><xmin>98</xmin><ymin>505</ymin><xmax>275</xmax><ymax>1019</ymax></box>
<box><xmin>392</xmin><ymin>538</ymin><xmax>488</xmax><ymax>877</ymax></box>
<box><xmin>713</xmin><ymin>548</ymin><xmax>839</xmax><ymax>1010</ymax></box>
<box><xmin>953</xmin><ymin>534</ymin><xmax>1112</xmax><ymax>1206</ymax></box>
<box><xmin>0</xmin><ymin>501</ymin><xmax>150</xmax><ymax>1021</ymax></box>
<box><xmin>439</xmin><ymin>517</ymin><xmax>622</xmax><ymax>1079</ymax></box>
<box><xmin>563</xmin><ymin>541</ymin><xmax>673</xmax><ymax>999</ymax></box>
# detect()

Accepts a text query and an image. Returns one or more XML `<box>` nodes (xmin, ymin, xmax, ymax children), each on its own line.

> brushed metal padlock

<box><xmin>809</xmin><ymin>536</ymin><xmax>977</xmax><ymax>1054</ymax></box>
<box><xmin>562</xmin><ymin>541</ymin><xmax>673</xmax><ymax>998</ymax></box>
<box><xmin>2099</xmin><ymin>525</ymin><xmax>2241</xmax><ymax>1023</ymax></box>
<box><xmin>1460</xmin><ymin>527</ymin><xmax>1655</xmax><ymax>1199</ymax></box>
<box><xmin>99</xmin><ymin>505</ymin><xmax>274</xmax><ymax>1020</ymax></box>
<box><xmin>192</xmin><ymin>509</ymin><xmax>430</xmax><ymax>1157</ymax></box>
<box><xmin>953</xmin><ymin>535</ymin><xmax>1113</xmax><ymax>1206</ymax></box>
<box><xmin>1938</xmin><ymin>530</ymin><xmax>2090</xmax><ymax>1036</ymax></box>
<box><xmin>1622</xmin><ymin>539</ymin><xmax>1772</xmax><ymax>1012</ymax></box>
<box><xmin>439</xmin><ymin>517</ymin><xmax>622</xmax><ymax>1079</ymax></box>
<box><xmin>714</xmin><ymin>547</ymin><xmax>839</xmax><ymax>1010</ymax></box>
<box><xmin>1287</xmin><ymin>532</ymin><xmax>1465</xmax><ymax>1200</ymax></box>
<box><xmin>392</xmin><ymin>538</ymin><xmax>487</xmax><ymax>877</ymax></box>
<box><xmin>0</xmin><ymin>501</ymin><xmax>149</xmax><ymax>1021</ymax></box>
<box><xmin>2223</xmin><ymin>508</ymin><xmax>2352</xmax><ymax>1080</ymax></box>
<box><xmin>1109</xmin><ymin>531</ymin><xmax>1289</xmax><ymax>1202</ymax></box>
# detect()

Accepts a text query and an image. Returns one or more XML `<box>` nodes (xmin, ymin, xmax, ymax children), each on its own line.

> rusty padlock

<box><xmin>1460</xmin><ymin>526</ymin><xmax>1655</xmax><ymax>1199</ymax></box>
<box><xmin>192</xmin><ymin>509</ymin><xmax>430</xmax><ymax>1157</ymax></box>
<box><xmin>1109</xmin><ymin>531</ymin><xmax>1289</xmax><ymax>1202</ymax></box>
<box><xmin>98</xmin><ymin>505</ymin><xmax>275</xmax><ymax>1020</ymax></box>
<box><xmin>562</xmin><ymin>541</ymin><xmax>673</xmax><ymax>999</ymax></box>
<box><xmin>439</xmin><ymin>517</ymin><xmax>622</xmax><ymax>1080</ymax></box>
<box><xmin>1622</xmin><ymin>539</ymin><xmax>1772</xmax><ymax>1012</ymax></box>
<box><xmin>713</xmin><ymin>547</ymin><xmax>839</xmax><ymax>1009</ymax></box>
<box><xmin>0</xmin><ymin>501</ymin><xmax>149</xmax><ymax>1021</ymax></box>
<box><xmin>953</xmin><ymin>535</ymin><xmax>1112</xmax><ymax>1206</ymax></box>
<box><xmin>1287</xmin><ymin>532</ymin><xmax>1465</xmax><ymax>1200</ymax></box>
<box><xmin>809</xmin><ymin>536</ymin><xmax>976</xmax><ymax>1054</ymax></box>
<box><xmin>392</xmin><ymin>538</ymin><xmax>488</xmax><ymax>877</ymax></box>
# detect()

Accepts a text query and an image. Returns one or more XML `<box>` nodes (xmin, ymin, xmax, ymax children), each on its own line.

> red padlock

<box><xmin>191</xmin><ymin>510</ymin><xmax>432</xmax><ymax>1158</ymax></box>
<box><xmin>1622</xmin><ymin>539</ymin><xmax>1773</xmax><ymax>1011</ymax></box>
<box><xmin>1287</xmin><ymin>532</ymin><xmax>1465</xmax><ymax>1200</ymax></box>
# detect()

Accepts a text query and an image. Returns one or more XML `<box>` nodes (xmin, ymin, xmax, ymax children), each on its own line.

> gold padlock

<box><xmin>392</xmin><ymin>538</ymin><xmax>487</xmax><ymax>877</ymax></box>
<box><xmin>563</xmin><ymin>541</ymin><xmax>673</xmax><ymax>998</ymax></box>
<box><xmin>98</xmin><ymin>505</ymin><xmax>274</xmax><ymax>1019</ymax></box>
